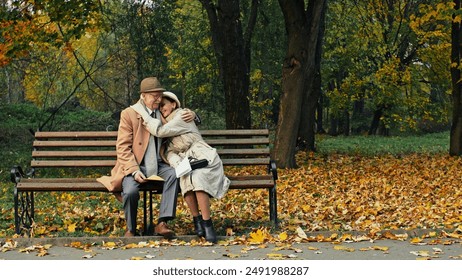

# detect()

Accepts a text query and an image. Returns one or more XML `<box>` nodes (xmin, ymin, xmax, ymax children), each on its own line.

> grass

<box><xmin>316</xmin><ymin>131</ymin><xmax>449</xmax><ymax>156</ymax></box>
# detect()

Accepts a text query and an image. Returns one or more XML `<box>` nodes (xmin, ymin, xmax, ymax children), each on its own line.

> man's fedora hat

<box><xmin>140</xmin><ymin>77</ymin><xmax>165</xmax><ymax>93</ymax></box>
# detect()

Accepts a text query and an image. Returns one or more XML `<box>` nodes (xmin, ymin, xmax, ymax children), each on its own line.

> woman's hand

<box><xmin>181</xmin><ymin>109</ymin><xmax>196</xmax><ymax>123</ymax></box>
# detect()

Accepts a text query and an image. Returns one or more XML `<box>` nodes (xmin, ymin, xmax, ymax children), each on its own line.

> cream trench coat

<box><xmin>131</xmin><ymin>104</ymin><xmax>230</xmax><ymax>199</ymax></box>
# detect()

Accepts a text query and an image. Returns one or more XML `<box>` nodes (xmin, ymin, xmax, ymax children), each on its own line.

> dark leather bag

<box><xmin>190</xmin><ymin>158</ymin><xmax>208</xmax><ymax>170</ymax></box>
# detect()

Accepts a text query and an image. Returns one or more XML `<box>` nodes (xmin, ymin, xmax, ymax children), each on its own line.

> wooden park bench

<box><xmin>11</xmin><ymin>129</ymin><xmax>278</xmax><ymax>236</ymax></box>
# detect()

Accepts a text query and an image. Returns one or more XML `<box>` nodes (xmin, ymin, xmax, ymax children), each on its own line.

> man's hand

<box><xmin>133</xmin><ymin>170</ymin><xmax>147</xmax><ymax>183</ymax></box>
<box><xmin>181</xmin><ymin>109</ymin><xmax>196</xmax><ymax>123</ymax></box>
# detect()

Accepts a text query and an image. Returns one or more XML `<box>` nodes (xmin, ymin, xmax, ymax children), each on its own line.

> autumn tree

<box><xmin>198</xmin><ymin>0</ymin><xmax>259</xmax><ymax>129</ymax></box>
<box><xmin>323</xmin><ymin>0</ymin><xmax>452</xmax><ymax>136</ymax></box>
<box><xmin>272</xmin><ymin>0</ymin><xmax>327</xmax><ymax>168</ymax></box>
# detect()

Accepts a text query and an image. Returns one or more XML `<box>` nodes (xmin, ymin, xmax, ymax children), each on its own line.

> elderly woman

<box><xmin>130</xmin><ymin>91</ymin><xmax>229</xmax><ymax>243</ymax></box>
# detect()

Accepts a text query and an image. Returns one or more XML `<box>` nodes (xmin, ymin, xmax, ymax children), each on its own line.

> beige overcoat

<box><xmin>97</xmin><ymin>100</ymin><xmax>161</xmax><ymax>192</ymax></box>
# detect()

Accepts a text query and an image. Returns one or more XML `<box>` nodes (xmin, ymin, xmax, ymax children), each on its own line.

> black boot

<box><xmin>201</xmin><ymin>218</ymin><xmax>217</xmax><ymax>243</ymax></box>
<box><xmin>193</xmin><ymin>215</ymin><xmax>205</xmax><ymax>237</ymax></box>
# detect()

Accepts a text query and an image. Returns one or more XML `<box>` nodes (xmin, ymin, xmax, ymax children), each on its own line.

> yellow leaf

<box><xmin>370</xmin><ymin>246</ymin><xmax>389</xmax><ymax>251</ymax></box>
<box><xmin>333</xmin><ymin>245</ymin><xmax>355</xmax><ymax>252</ymax></box>
<box><xmin>279</xmin><ymin>232</ymin><xmax>288</xmax><ymax>241</ymax></box>
<box><xmin>248</xmin><ymin>229</ymin><xmax>268</xmax><ymax>244</ymax></box>
<box><xmin>226</xmin><ymin>227</ymin><xmax>234</xmax><ymax>236</ymax></box>
<box><xmin>267</xmin><ymin>253</ymin><xmax>284</xmax><ymax>259</ymax></box>
<box><xmin>67</xmin><ymin>223</ymin><xmax>76</xmax><ymax>233</ymax></box>
<box><xmin>69</xmin><ymin>241</ymin><xmax>82</xmax><ymax>248</ymax></box>
<box><xmin>223</xmin><ymin>253</ymin><xmax>240</xmax><ymax>258</ymax></box>
<box><xmin>410</xmin><ymin>237</ymin><xmax>423</xmax><ymax>244</ymax></box>
<box><xmin>37</xmin><ymin>250</ymin><xmax>48</xmax><ymax>257</ymax></box>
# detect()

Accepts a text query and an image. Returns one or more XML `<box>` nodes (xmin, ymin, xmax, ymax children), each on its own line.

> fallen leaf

<box><xmin>279</xmin><ymin>231</ymin><xmax>288</xmax><ymax>241</ymax></box>
<box><xmin>295</xmin><ymin>227</ymin><xmax>307</xmax><ymax>239</ymax></box>
<box><xmin>266</xmin><ymin>253</ymin><xmax>284</xmax><ymax>259</ymax></box>
<box><xmin>410</xmin><ymin>250</ymin><xmax>430</xmax><ymax>257</ymax></box>
<box><xmin>248</xmin><ymin>229</ymin><xmax>269</xmax><ymax>244</ymax></box>
<box><xmin>333</xmin><ymin>245</ymin><xmax>355</xmax><ymax>252</ymax></box>
<box><xmin>223</xmin><ymin>253</ymin><xmax>240</xmax><ymax>258</ymax></box>
<box><xmin>370</xmin><ymin>246</ymin><xmax>389</xmax><ymax>251</ymax></box>
<box><xmin>67</xmin><ymin>223</ymin><xmax>77</xmax><ymax>233</ymax></box>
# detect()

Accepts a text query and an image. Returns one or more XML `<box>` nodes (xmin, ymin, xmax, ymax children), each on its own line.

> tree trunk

<box><xmin>450</xmin><ymin>0</ymin><xmax>462</xmax><ymax>155</ymax></box>
<box><xmin>200</xmin><ymin>0</ymin><xmax>258</xmax><ymax>129</ymax></box>
<box><xmin>297</xmin><ymin>0</ymin><xmax>327</xmax><ymax>151</ymax></box>
<box><xmin>273</xmin><ymin>0</ymin><xmax>327</xmax><ymax>168</ymax></box>
<box><xmin>368</xmin><ymin>108</ymin><xmax>383</xmax><ymax>135</ymax></box>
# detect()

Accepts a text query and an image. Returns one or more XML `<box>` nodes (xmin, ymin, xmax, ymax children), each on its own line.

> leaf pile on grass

<box><xmin>1</xmin><ymin>152</ymin><xmax>462</xmax><ymax>239</ymax></box>
<box><xmin>279</xmin><ymin>152</ymin><xmax>462</xmax><ymax>233</ymax></box>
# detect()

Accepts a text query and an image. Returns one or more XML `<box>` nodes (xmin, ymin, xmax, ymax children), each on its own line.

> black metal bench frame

<box><xmin>11</xmin><ymin>129</ymin><xmax>278</xmax><ymax>236</ymax></box>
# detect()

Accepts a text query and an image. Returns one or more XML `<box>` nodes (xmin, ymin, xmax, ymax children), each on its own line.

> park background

<box><xmin>1</xmin><ymin>1</ymin><xmax>462</xmax><ymax>241</ymax></box>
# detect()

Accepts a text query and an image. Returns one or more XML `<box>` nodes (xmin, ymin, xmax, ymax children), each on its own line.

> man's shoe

<box><xmin>124</xmin><ymin>230</ymin><xmax>135</xmax><ymax>237</ymax></box>
<box><xmin>154</xmin><ymin>222</ymin><xmax>174</xmax><ymax>238</ymax></box>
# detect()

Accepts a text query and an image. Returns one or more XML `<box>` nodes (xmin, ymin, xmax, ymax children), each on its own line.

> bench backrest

<box><xmin>30</xmin><ymin>129</ymin><xmax>272</xmax><ymax>174</ymax></box>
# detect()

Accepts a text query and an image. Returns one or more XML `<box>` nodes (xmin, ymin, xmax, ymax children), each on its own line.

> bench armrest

<box><xmin>10</xmin><ymin>165</ymin><xmax>35</xmax><ymax>183</ymax></box>
<box><xmin>269</xmin><ymin>160</ymin><xmax>278</xmax><ymax>181</ymax></box>
<box><xmin>10</xmin><ymin>165</ymin><xmax>25</xmax><ymax>184</ymax></box>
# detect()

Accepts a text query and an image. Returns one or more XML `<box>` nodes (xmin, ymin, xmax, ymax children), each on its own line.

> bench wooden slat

<box><xmin>221</xmin><ymin>158</ymin><xmax>270</xmax><ymax>165</ymax></box>
<box><xmin>17</xmin><ymin>178</ymin><xmax>274</xmax><ymax>191</ymax></box>
<box><xmin>34</xmin><ymin>129</ymin><xmax>269</xmax><ymax>139</ymax></box>
<box><xmin>199</xmin><ymin>129</ymin><xmax>269</xmax><ymax>136</ymax></box>
<box><xmin>32</xmin><ymin>151</ymin><xmax>117</xmax><ymax>157</ymax></box>
<box><xmin>217</xmin><ymin>148</ymin><xmax>269</xmax><ymax>155</ymax></box>
<box><xmin>227</xmin><ymin>175</ymin><xmax>273</xmax><ymax>181</ymax></box>
<box><xmin>17</xmin><ymin>181</ymin><xmax>274</xmax><ymax>191</ymax></box>
<box><xmin>35</xmin><ymin>131</ymin><xmax>118</xmax><ymax>138</ymax></box>
<box><xmin>32</xmin><ymin>149</ymin><xmax>268</xmax><ymax>158</ymax></box>
<box><xmin>229</xmin><ymin>180</ymin><xmax>275</xmax><ymax>188</ymax></box>
<box><xmin>17</xmin><ymin>182</ymin><xmax>108</xmax><ymax>192</ymax></box>
<box><xmin>34</xmin><ymin>140</ymin><xmax>117</xmax><ymax>147</ymax></box>
<box><xmin>33</xmin><ymin>139</ymin><xmax>268</xmax><ymax>148</ymax></box>
<box><xmin>31</xmin><ymin>159</ymin><xmax>269</xmax><ymax>167</ymax></box>
<box><xmin>31</xmin><ymin>160</ymin><xmax>116</xmax><ymax>167</ymax></box>
<box><xmin>206</xmin><ymin>138</ymin><xmax>269</xmax><ymax>146</ymax></box>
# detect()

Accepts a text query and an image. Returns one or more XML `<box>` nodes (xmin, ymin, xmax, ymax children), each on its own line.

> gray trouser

<box><xmin>121</xmin><ymin>161</ymin><xmax>179</xmax><ymax>233</ymax></box>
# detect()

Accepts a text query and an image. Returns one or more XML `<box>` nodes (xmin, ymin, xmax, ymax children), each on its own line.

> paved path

<box><xmin>1</xmin><ymin>233</ymin><xmax>461</xmax><ymax>280</ymax></box>
<box><xmin>1</xmin><ymin>233</ymin><xmax>462</xmax><ymax>260</ymax></box>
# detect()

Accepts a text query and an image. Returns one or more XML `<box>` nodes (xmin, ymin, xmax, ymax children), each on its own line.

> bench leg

<box><xmin>269</xmin><ymin>186</ymin><xmax>278</xmax><ymax>228</ymax></box>
<box><xmin>14</xmin><ymin>188</ymin><xmax>19</xmax><ymax>234</ymax></box>
<box><xmin>14</xmin><ymin>190</ymin><xmax>35</xmax><ymax>235</ymax></box>
<box><xmin>142</xmin><ymin>190</ymin><xmax>155</xmax><ymax>235</ymax></box>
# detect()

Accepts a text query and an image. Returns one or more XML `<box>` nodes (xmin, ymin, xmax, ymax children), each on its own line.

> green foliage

<box><xmin>322</xmin><ymin>0</ymin><xmax>452</xmax><ymax>135</ymax></box>
<box><xmin>316</xmin><ymin>131</ymin><xmax>449</xmax><ymax>156</ymax></box>
<box><xmin>0</xmin><ymin>103</ymin><xmax>116</xmax><ymax>173</ymax></box>
<box><xmin>47</xmin><ymin>109</ymin><xmax>117</xmax><ymax>132</ymax></box>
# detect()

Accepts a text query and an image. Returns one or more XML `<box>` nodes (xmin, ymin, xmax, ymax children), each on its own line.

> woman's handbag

<box><xmin>189</xmin><ymin>158</ymin><xmax>208</xmax><ymax>170</ymax></box>
<box><xmin>175</xmin><ymin>157</ymin><xmax>208</xmax><ymax>178</ymax></box>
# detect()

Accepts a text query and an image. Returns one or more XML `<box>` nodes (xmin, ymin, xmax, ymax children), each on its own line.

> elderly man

<box><xmin>98</xmin><ymin>77</ymin><xmax>196</xmax><ymax>237</ymax></box>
